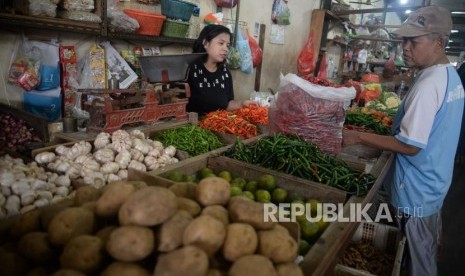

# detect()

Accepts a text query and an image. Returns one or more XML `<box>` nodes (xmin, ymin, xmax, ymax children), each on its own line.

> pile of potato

<box><xmin>0</xmin><ymin>176</ymin><xmax>303</xmax><ymax>276</ymax></box>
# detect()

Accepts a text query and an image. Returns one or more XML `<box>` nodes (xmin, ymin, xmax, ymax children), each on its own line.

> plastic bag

<box><xmin>8</xmin><ymin>36</ymin><xmax>41</xmax><ymax>91</ymax></box>
<box><xmin>269</xmin><ymin>73</ymin><xmax>356</xmax><ymax>154</ymax></box>
<box><xmin>23</xmin><ymin>87</ymin><xmax>62</xmax><ymax>122</ymax></box>
<box><xmin>107</xmin><ymin>0</ymin><xmax>139</xmax><ymax>33</ymax></box>
<box><xmin>271</xmin><ymin>0</ymin><xmax>290</xmax><ymax>25</ymax></box>
<box><xmin>317</xmin><ymin>52</ymin><xmax>327</xmax><ymax>79</ymax></box>
<box><xmin>226</xmin><ymin>47</ymin><xmax>241</xmax><ymax>69</ymax></box>
<box><xmin>29</xmin><ymin>0</ymin><xmax>57</xmax><ymax>17</ymax></box>
<box><xmin>297</xmin><ymin>31</ymin><xmax>316</xmax><ymax>78</ymax></box>
<box><xmin>58</xmin><ymin>10</ymin><xmax>102</xmax><ymax>23</ymax></box>
<box><xmin>61</xmin><ymin>0</ymin><xmax>94</xmax><ymax>11</ymax></box>
<box><xmin>247</xmin><ymin>32</ymin><xmax>263</xmax><ymax>68</ymax></box>
<box><xmin>32</xmin><ymin>40</ymin><xmax>60</xmax><ymax>91</ymax></box>
<box><xmin>214</xmin><ymin>0</ymin><xmax>237</xmax><ymax>8</ymax></box>
<box><xmin>236</xmin><ymin>29</ymin><xmax>253</xmax><ymax>74</ymax></box>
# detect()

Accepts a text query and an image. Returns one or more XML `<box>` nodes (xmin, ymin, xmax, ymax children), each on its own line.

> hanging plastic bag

<box><xmin>297</xmin><ymin>31</ymin><xmax>316</xmax><ymax>78</ymax></box>
<box><xmin>214</xmin><ymin>0</ymin><xmax>237</xmax><ymax>8</ymax></box>
<box><xmin>8</xmin><ymin>36</ymin><xmax>41</xmax><ymax>91</ymax></box>
<box><xmin>236</xmin><ymin>29</ymin><xmax>253</xmax><ymax>74</ymax></box>
<box><xmin>271</xmin><ymin>0</ymin><xmax>290</xmax><ymax>25</ymax></box>
<box><xmin>32</xmin><ymin>40</ymin><xmax>60</xmax><ymax>91</ymax></box>
<box><xmin>247</xmin><ymin>31</ymin><xmax>263</xmax><ymax>68</ymax></box>
<box><xmin>226</xmin><ymin>47</ymin><xmax>241</xmax><ymax>69</ymax></box>
<box><xmin>317</xmin><ymin>52</ymin><xmax>327</xmax><ymax>79</ymax></box>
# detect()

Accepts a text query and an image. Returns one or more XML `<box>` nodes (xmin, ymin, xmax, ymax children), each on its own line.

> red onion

<box><xmin>0</xmin><ymin>112</ymin><xmax>43</xmax><ymax>150</ymax></box>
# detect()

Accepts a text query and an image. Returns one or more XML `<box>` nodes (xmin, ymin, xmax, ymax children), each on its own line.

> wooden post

<box><xmin>310</xmin><ymin>9</ymin><xmax>327</xmax><ymax>76</ymax></box>
<box><xmin>254</xmin><ymin>24</ymin><xmax>266</xmax><ymax>92</ymax></box>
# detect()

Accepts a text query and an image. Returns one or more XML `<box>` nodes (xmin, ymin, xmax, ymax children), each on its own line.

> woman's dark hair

<box><xmin>192</xmin><ymin>24</ymin><xmax>232</xmax><ymax>54</ymax></box>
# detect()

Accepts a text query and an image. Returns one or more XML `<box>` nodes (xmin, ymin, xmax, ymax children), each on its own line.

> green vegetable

<box><xmin>226</xmin><ymin>47</ymin><xmax>241</xmax><ymax>69</ymax></box>
<box><xmin>153</xmin><ymin>124</ymin><xmax>224</xmax><ymax>157</ymax></box>
<box><xmin>224</xmin><ymin>134</ymin><xmax>376</xmax><ymax>196</ymax></box>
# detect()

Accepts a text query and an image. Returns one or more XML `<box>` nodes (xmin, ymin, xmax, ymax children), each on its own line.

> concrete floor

<box><xmin>438</xmin><ymin>161</ymin><xmax>465</xmax><ymax>275</ymax></box>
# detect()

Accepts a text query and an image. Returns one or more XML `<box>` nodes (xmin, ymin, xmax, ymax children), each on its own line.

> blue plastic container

<box><xmin>160</xmin><ymin>0</ymin><xmax>196</xmax><ymax>21</ymax></box>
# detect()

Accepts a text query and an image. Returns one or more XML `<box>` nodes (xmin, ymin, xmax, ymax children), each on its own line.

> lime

<box><xmin>198</xmin><ymin>167</ymin><xmax>213</xmax><ymax>179</ymax></box>
<box><xmin>255</xmin><ymin>189</ymin><xmax>271</xmax><ymax>203</ymax></box>
<box><xmin>258</xmin><ymin>174</ymin><xmax>277</xmax><ymax>191</ymax></box>
<box><xmin>316</xmin><ymin>218</ymin><xmax>329</xmax><ymax>232</ymax></box>
<box><xmin>242</xmin><ymin>191</ymin><xmax>255</xmax><ymax>201</ymax></box>
<box><xmin>230</xmin><ymin>186</ymin><xmax>243</xmax><ymax>197</ymax></box>
<box><xmin>167</xmin><ymin>171</ymin><xmax>183</xmax><ymax>182</ymax></box>
<box><xmin>299</xmin><ymin>239</ymin><xmax>311</xmax><ymax>256</ymax></box>
<box><xmin>306</xmin><ymin>199</ymin><xmax>322</xmax><ymax>215</ymax></box>
<box><xmin>218</xmin><ymin>171</ymin><xmax>232</xmax><ymax>182</ymax></box>
<box><xmin>231</xmin><ymin>177</ymin><xmax>247</xmax><ymax>189</ymax></box>
<box><xmin>299</xmin><ymin>220</ymin><xmax>320</xmax><ymax>243</ymax></box>
<box><xmin>245</xmin><ymin>181</ymin><xmax>258</xmax><ymax>193</ymax></box>
<box><xmin>183</xmin><ymin>174</ymin><xmax>197</xmax><ymax>183</ymax></box>
<box><xmin>271</xmin><ymin>188</ymin><xmax>288</xmax><ymax>203</ymax></box>
<box><xmin>288</xmin><ymin>194</ymin><xmax>305</xmax><ymax>203</ymax></box>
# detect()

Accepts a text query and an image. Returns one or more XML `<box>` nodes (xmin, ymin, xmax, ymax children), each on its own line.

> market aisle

<box><xmin>438</xmin><ymin>161</ymin><xmax>465</xmax><ymax>275</ymax></box>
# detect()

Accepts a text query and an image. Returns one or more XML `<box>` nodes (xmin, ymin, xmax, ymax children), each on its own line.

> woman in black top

<box><xmin>186</xmin><ymin>24</ymin><xmax>254</xmax><ymax>115</ymax></box>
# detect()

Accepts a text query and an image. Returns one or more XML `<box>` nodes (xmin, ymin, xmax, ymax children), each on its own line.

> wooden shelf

<box><xmin>108</xmin><ymin>32</ymin><xmax>195</xmax><ymax>46</ymax></box>
<box><xmin>353</xmin><ymin>35</ymin><xmax>402</xmax><ymax>43</ymax></box>
<box><xmin>333</xmin><ymin>5</ymin><xmax>423</xmax><ymax>16</ymax></box>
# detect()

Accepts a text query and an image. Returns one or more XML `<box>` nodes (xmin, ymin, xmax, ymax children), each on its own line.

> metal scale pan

<box><xmin>138</xmin><ymin>53</ymin><xmax>204</xmax><ymax>83</ymax></box>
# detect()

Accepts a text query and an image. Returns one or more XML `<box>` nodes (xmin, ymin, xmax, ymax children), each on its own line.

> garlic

<box><xmin>75</xmin><ymin>154</ymin><xmax>94</xmax><ymax>164</ymax></box>
<box><xmin>111</xmin><ymin>130</ymin><xmax>132</xmax><ymax>152</ymax></box>
<box><xmin>130</xmin><ymin>129</ymin><xmax>145</xmax><ymax>139</ymax></box>
<box><xmin>107</xmin><ymin>173</ymin><xmax>121</xmax><ymax>183</ymax></box>
<box><xmin>66</xmin><ymin>141</ymin><xmax>92</xmax><ymax>160</ymax></box>
<box><xmin>0</xmin><ymin>171</ymin><xmax>15</xmax><ymax>187</ymax></box>
<box><xmin>51</xmin><ymin>195</ymin><xmax>65</xmax><ymax>204</ymax></box>
<box><xmin>0</xmin><ymin>193</ymin><xmax>5</xmax><ymax>206</ymax></box>
<box><xmin>55</xmin><ymin>186</ymin><xmax>70</xmax><ymax>197</ymax></box>
<box><xmin>34</xmin><ymin>198</ymin><xmax>49</xmax><ymax>208</ymax></box>
<box><xmin>101</xmin><ymin>162</ymin><xmax>120</xmax><ymax>174</ymax></box>
<box><xmin>163</xmin><ymin>145</ymin><xmax>177</xmax><ymax>157</ymax></box>
<box><xmin>20</xmin><ymin>205</ymin><xmax>36</xmax><ymax>214</ymax></box>
<box><xmin>151</xmin><ymin>140</ymin><xmax>164</xmax><ymax>150</ymax></box>
<box><xmin>67</xmin><ymin>163</ymin><xmax>82</xmax><ymax>179</ymax></box>
<box><xmin>55</xmin><ymin>145</ymin><xmax>70</xmax><ymax>156</ymax></box>
<box><xmin>94</xmin><ymin>148</ymin><xmax>115</xmax><ymax>164</ymax></box>
<box><xmin>21</xmin><ymin>190</ymin><xmax>36</xmax><ymax>205</ymax></box>
<box><xmin>55</xmin><ymin>160</ymin><xmax>71</xmax><ymax>173</ymax></box>
<box><xmin>128</xmin><ymin>160</ymin><xmax>147</xmax><ymax>172</ymax></box>
<box><xmin>35</xmin><ymin>152</ymin><xmax>56</xmax><ymax>164</ymax></box>
<box><xmin>83</xmin><ymin>172</ymin><xmax>105</xmax><ymax>189</ymax></box>
<box><xmin>133</xmin><ymin>138</ymin><xmax>152</xmax><ymax>155</ymax></box>
<box><xmin>12</xmin><ymin>181</ymin><xmax>31</xmax><ymax>195</ymax></box>
<box><xmin>82</xmin><ymin>159</ymin><xmax>100</xmax><ymax>172</ymax></box>
<box><xmin>144</xmin><ymin>156</ymin><xmax>160</xmax><ymax>171</ymax></box>
<box><xmin>147</xmin><ymin>148</ymin><xmax>161</xmax><ymax>158</ymax></box>
<box><xmin>115</xmin><ymin>150</ymin><xmax>131</xmax><ymax>169</ymax></box>
<box><xmin>0</xmin><ymin>207</ymin><xmax>7</xmax><ymax>219</ymax></box>
<box><xmin>1</xmin><ymin>186</ymin><xmax>11</xmax><ymax>197</ymax></box>
<box><xmin>117</xmin><ymin>169</ymin><xmax>128</xmax><ymax>180</ymax></box>
<box><xmin>55</xmin><ymin>175</ymin><xmax>71</xmax><ymax>187</ymax></box>
<box><xmin>94</xmin><ymin>132</ymin><xmax>111</xmax><ymax>149</ymax></box>
<box><xmin>130</xmin><ymin>149</ymin><xmax>144</xmax><ymax>162</ymax></box>
<box><xmin>5</xmin><ymin>195</ymin><xmax>20</xmax><ymax>214</ymax></box>
<box><xmin>37</xmin><ymin>190</ymin><xmax>53</xmax><ymax>201</ymax></box>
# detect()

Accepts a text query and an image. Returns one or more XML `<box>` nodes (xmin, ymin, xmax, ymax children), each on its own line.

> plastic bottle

<box><xmin>327</xmin><ymin>58</ymin><xmax>334</xmax><ymax>79</ymax></box>
<box><xmin>187</xmin><ymin>7</ymin><xmax>201</xmax><ymax>39</ymax></box>
<box><xmin>397</xmin><ymin>80</ymin><xmax>406</xmax><ymax>99</ymax></box>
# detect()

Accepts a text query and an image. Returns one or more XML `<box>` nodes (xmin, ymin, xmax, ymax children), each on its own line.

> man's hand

<box><xmin>342</xmin><ymin>129</ymin><xmax>362</xmax><ymax>146</ymax></box>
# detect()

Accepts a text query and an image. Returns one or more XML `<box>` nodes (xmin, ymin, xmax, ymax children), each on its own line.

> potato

<box><xmin>39</xmin><ymin>200</ymin><xmax>74</xmax><ymax>230</ymax></box>
<box><xmin>275</xmin><ymin>263</ymin><xmax>304</xmax><ymax>276</ymax></box>
<box><xmin>106</xmin><ymin>226</ymin><xmax>154</xmax><ymax>262</ymax></box>
<box><xmin>26</xmin><ymin>267</ymin><xmax>50</xmax><ymax>276</ymax></box>
<box><xmin>127</xmin><ymin>180</ymin><xmax>148</xmax><ymax>190</ymax></box>
<box><xmin>51</xmin><ymin>269</ymin><xmax>86</xmax><ymax>276</ymax></box>
<box><xmin>195</xmin><ymin>176</ymin><xmax>230</xmax><ymax>206</ymax></box>
<box><xmin>200</xmin><ymin>205</ymin><xmax>229</xmax><ymax>227</ymax></box>
<box><xmin>154</xmin><ymin>245</ymin><xmax>208</xmax><ymax>276</ymax></box>
<box><xmin>158</xmin><ymin>210</ymin><xmax>193</xmax><ymax>252</ymax></box>
<box><xmin>0</xmin><ymin>248</ymin><xmax>29</xmax><ymax>276</ymax></box>
<box><xmin>18</xmin><ymin>232</ymin><xmax>55</xmax><ymax>263</ymax></box>
<box><xmin>118</xmin><ymin>186</ymin><xmax>178</xmax><ymax>226</ymax></box>
<box><xmin>183</xmin><ymin>215</ymin><xmax>225</xmax><ymax>256</ymax></box>
<box><xmin>10</xmin><ymin>210</ymin><xmax>41</xmax><ymax>239</ymax></box>
<box><xmin>96</xmin><ymin>181</ymin><xmax>136</xmax><ymax>217</ymax></box>
<box><xmin>207</xmin><ymin>269</ymin><xmax>225</xmax><ymax>276</ymax></box>
<box><xmin>60</xmin><ymin>235</ymin><xmax>104</xmax><ymax>274</ymax></box>
<box><xmin>223</xmin><ymin>223</ymin><xmax>258</xmax><ymax>261</ymax></box>
<box><xmin>169</xmin><ymin>182</ymin><xmax>197</xmax><ymax>199</ymax></box>
<box><xmin>229</xmin><ymin>255</ymin><xmax>277</xmax><ymax>276</ymax></box>
<box><xmin>48</xmin><ymin>207</ymin><xmax>95</xmax><ymax>246</ymax></box>
<box><xmin>100</xmin><ymin>262</ymin><xmax>151</xmax><ymax>276</ymax></box>
<box><xmin>73</xmin><ymin>186</ymin><xmax>102</xmax><ymax>206</ymax></box>
<box><xmin>80</xmin><ymin>201</ymin><xmax>96</xmax><ymax>213</ymax></box>
<box><xmin>228</xmin><ymin>197</ymin><xmax>276</xmax><ymax>230</ymax></box>
<box><xmin>95</xmin><ymin>226</ymin><xmax>117</xmax><ymax>246</ymax></box>
<box><xmin>257</xmin><ymin>227</ymin><xmax>298</xmax><ymax>264</ymax></box>
<box><xmin>177</xmin><ymin>197</ymin><xmax>201</xmax><ymax>217</ymax></box>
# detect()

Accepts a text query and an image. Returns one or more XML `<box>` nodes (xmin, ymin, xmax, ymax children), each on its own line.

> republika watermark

<box><xmin>263</xmin><ymin>203</ymin><xmax>424</xmax><ymax>223</ymax></box>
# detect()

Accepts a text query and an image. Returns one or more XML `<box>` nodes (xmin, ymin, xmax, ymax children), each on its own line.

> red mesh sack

<box><xmin>247</xmin><ymin>32</ymin><xmax>263</xmax><ymax>67</ymax></box>
<box><xmin>297</xmin><ymin>31</ymin><xmax>316</xmax><ymax>78</ymax></box>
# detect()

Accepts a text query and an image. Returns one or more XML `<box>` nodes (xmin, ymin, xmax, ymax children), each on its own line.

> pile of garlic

<box><xmin>0</xmin><ymin>154</ymin><xmax>72</xmax><ymax>218</ymax></box>
<box><xmin>34</xmin><ymin>129</ymin><xmax>179</xmax><ymax>189</ymax></box>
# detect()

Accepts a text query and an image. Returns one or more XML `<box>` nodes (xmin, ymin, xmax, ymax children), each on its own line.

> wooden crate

<box><xmin>0</xmin><ymin>103</ymin><xmax>49</xmax><ymax>143</ymax></box>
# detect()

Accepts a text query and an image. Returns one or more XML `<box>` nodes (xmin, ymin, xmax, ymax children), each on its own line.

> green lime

<box><xmin>197</xmin><ymin>167</ymin><xmax>213</xmax><ymax>179</ymax></box>
<box><xmin>299</xmin><ymin>239</ymin><xmax>311</xmax><ymax>256</ymax></box>
<box><xmin>288</xmin><ymin>194</ymin><xmax>305</xmax><ymax>203</ymax></box>
<box><xmin>167</xmin><ymin>171</ymin><xmax>183</xmax><ymax>182</ymax></box>
<box><xmin>306</xmin><ymin>199</ymin><xmax>322</xmax><ymax>215</ymax></box>
<box><xmin>245</xmin><ymin>181</ymin><xmax>258</xmax><ymax>193</ymax></box>
<box><xmin>299</xmin><ymin>220</ymin><xmax>320</xmax><ymax>243</ymax></box>
<box><xmin>230</xmin><ymin>186</ymin><xmax>243</xmax><ymax>197</ymax></box>
<box><xmin>218</xmin><ymin>171</ymin><xmax>232</xmax><ymax>182</ymax></box>
<box><xmin>183</xmin><ymin>174</ymin><xmax>197</xmax><ymax>183</ymax></box>
<box><xmin>258</xmin><ymin>174</ymin><xmax>277</xmax><ymax>191</ymax></box>
<box><xmin>271</xmin><ymin>188</ymin><xmax>288</xmax><ymax>203</ymax></box>
<box><xmin>242</xmin><ymin>191</ymin><xmax>255</xmax><ymax>201</ymax></box>
<box><xmin>255</xmin><ymin>189</ymin><xmax>271</xmax><ymax>203</ymax></box>
<box><xmin>316</xmin><ymin>218</ymin><xmax>329</xmax><ymax>232</ymax></box>
<box><xmin>231</xmin><ymin>177</ymin><xmax>247</xmax><ymax>189</ymax></box>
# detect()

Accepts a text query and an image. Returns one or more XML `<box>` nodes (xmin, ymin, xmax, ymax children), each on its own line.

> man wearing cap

<box><xmin>343</xmin><ymin>6</ymin><xmax>464</xmax><ymax>275</ymax></box>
